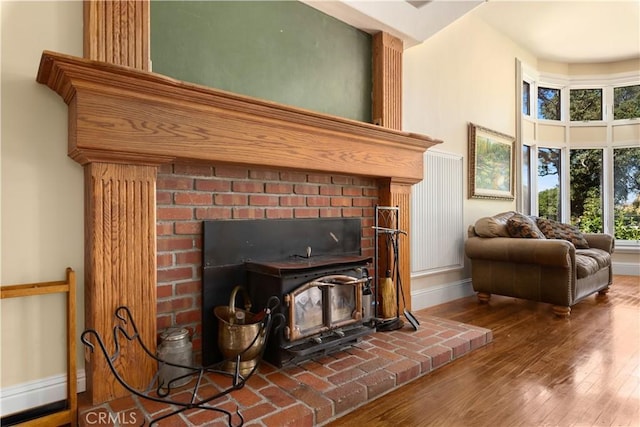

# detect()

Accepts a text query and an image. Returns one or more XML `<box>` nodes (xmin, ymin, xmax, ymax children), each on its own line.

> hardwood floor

<box><xmin>328</xmin><ymin>275</ymin><xmax>640</xmax><ymax>427</ymax></box>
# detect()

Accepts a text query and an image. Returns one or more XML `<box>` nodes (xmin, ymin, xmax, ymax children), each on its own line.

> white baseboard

<box><xmin>0</xmin><ymin>370</ymin><xmax>85</xmax><ymax>417</ymax></box>
<box><xmin>411</xmin><ymin>278</ymin><xmax>474</xmax><ymax>311</ymax></box>
<box><xmin>613</xmin><ymin>262</ymin><xmax>640</xmax><ymax>276</ymax></box>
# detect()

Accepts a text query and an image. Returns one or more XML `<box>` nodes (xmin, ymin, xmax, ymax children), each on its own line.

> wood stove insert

<box><xmin>202</xmin><ymin>218</ymin><xmax>373</xmax><ymax>367</ymax></box>
<box><xmin>246</xmin><ymin>255</ymin><xmax>372</xmax><ymax>367</ymax></box>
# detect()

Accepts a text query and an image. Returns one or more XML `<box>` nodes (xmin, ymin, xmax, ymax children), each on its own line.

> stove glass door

<box><xmin>294</xmin><ymin>286</ymin><xmax>324</xmax><ymax>335</ymax></box>
<box><xmin>286</xmin><ymin>275</ymin><xmax>365</xmax><ymax>342</ymax></box>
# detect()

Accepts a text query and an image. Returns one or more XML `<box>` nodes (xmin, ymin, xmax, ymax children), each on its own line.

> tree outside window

<box><xmin>538</xmin><ymin>147</ymin><xmax>561</xmax><ymax>221</ymax></box>
<box><xmin>538</xmin><ymin>87</ymin><xmax>561</xmax><ymax>120</ymax></box>
<box><xmin>614</xmin><ymin>147</ymin><xmax>640</xmax><ymax>241</ymax></box>
<box><xmin>570</xmin><ymin>89</ymin><xmax>602</xmax><ymax>121</ymax></box>
<box><xmin>614</xmin><ymin>85</ymin><xmax>640</xmax><ymax>120</ymax></box>
<box><xmin>570</xmin><ymin>149</ymin><xmax>603</xmax><ymax>232</ymax></box>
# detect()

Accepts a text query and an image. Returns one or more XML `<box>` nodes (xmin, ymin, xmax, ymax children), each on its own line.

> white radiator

<box><xmin>411</xmin><ymin>150</ymin><xmax>464</xmax><ymax>276</ymax></box>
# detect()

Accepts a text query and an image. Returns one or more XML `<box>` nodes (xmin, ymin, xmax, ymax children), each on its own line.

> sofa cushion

<box><xmin>474</xmin><ymin>211</ymin><xmax>516</xmax><ymax>238</ymax></box>
<box><xmin>575</xmin><ymin>248</ymin><xmax>611</xmax><ymax>278</ymax></box>
<box><xmin>576</xmin><ymin>248</ymin><xmax>611</xmax><ymax>270</ymax></box>
<box><xmin>536</xmin><ymin>218</ymin><xmax>590</xmax><ymax>249</ymax></box>
<box><xmin>506</xmin><ymin>213</ymin><xmax>546</xmax><ymax>239</ymax></box>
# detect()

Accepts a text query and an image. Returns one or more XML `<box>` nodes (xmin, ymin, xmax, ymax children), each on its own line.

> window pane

<box><xmin>614</xmin><ymin>85</ymin><xmax>640</xmax><ymax>120</ymax></box>
<box><xmin>538</xmin><ymin>147</ymin><xmax>561</xmax><ymax>220</ymax></box>
<box><xmin>570</xmin><ymin>89</ymin><xmax>602</xmax><ymax>121</ymax></box>
<box><xmin>522</xmin><ymin>145</ymin><xmax>531</xmax><ymax>214</ymax></box>
<box><xmin>570</xmin><ymin>149</ymin><xmax>603</xmax><ymax>232</ymax></box>
<box><xmin>538</xmin><ymin>87</ymin><xmax>561</xmax><ymax>120</ymax></box>
<box><xmin>522</xmin><ymin>81</ymin><xmax>530</xmax><ymax>116</ymax></box>
<box><xmin>613</xmin><ymin>147</ymin><xmax>640</xmax><ymax>241</ymax></box>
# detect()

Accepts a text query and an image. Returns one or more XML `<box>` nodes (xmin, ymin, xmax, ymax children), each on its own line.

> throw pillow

<box><xmin>506</xmin><ymin>213</ymin><xmax>546</xmax><ymax>239</ymax></box>
<box><xmin>474</xmin><ymin>211</ymin><xmax>516</xmax><ymax>237</ymax></box>
<box><xmin>536</xmin><ymin>218</ymin><xmax>590</xmax><ymax>248</ymax></box>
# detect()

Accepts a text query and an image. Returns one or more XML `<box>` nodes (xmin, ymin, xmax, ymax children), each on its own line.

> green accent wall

<box><xmin>151</xmin><ymin>1</ymin><xmax>372</xmax><ymax>122</ymax></box>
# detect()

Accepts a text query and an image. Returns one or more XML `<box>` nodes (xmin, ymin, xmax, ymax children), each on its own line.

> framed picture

<box><xmin>468</xmin><ymin>123</ymin><xmax>515</xmax><ymax>200</ymax></box>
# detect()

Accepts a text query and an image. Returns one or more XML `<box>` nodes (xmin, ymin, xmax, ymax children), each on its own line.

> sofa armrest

<box><xmin>584</xmin><ymin>233</ymin><xmax>614</xmax><ymax>254</ymax></box>
<box><xmin>465</xmin><ymin>236</ymin><xmax>574</xmax><ymax>268</ymax></box>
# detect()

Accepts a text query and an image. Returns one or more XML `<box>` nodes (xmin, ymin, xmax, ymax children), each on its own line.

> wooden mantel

<box><xmin>37</xmin><ymin>50</ymin><xmax>440</xmax><ymax>181</ymax></box>
<box><xmin>37</xmin><ymin>49</ymin><xmax>441</xmax><ymax>404</ymax></box>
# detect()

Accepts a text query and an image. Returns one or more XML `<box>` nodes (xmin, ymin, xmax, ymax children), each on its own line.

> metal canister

<box><xmin>362</xmin><ymin>292</ymin><xmax>374</xmax><ymax>322</ymax></box>
<box><xmin>157</xmin><ymin>327</ymin><xmax>193</xmax><ymax>388</ymax></box>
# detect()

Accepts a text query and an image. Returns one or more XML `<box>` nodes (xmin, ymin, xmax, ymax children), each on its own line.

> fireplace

<box><xmin>36</xmin><ymin>50</ymin><xmax>441</xmax><ymax>403</ymax></box>
<box><xmin>202</xmin><ymin>218</ymin><xmax>373</xmax><ymax>367</ymax></box>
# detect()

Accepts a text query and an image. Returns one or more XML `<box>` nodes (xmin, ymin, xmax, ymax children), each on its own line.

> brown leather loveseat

<box><xmin>465</xmin><ymin>211</ymin><xmax>614</xmax><ymax>316</ymax></box>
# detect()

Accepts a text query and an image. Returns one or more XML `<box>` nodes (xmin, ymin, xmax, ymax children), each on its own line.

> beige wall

<box><xmin>1</xmin><ymin>0</ymin><xmax>84</xmax><ymax>391</ymax></box>
<box><xmin>403</xmin><ymin>10</ymin><xmax>537</xmax><ymax>293</ymax></box>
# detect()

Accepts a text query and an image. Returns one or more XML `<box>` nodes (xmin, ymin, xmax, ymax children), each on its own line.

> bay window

<box><xmin>519</xmin><ymin>63</ymin><xmax>639</xmax><ymax>246</ymax></box>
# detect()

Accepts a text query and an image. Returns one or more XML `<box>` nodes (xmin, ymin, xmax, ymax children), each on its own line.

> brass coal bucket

<box><xmin>214</xmin><ymin>286</ymin><xmax>267</xmax><ymax>376</ymax></box>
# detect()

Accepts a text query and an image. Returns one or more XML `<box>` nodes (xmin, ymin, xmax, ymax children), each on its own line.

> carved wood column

<box><xmin>372</xmin><ymin>32</ymin><xmax>402</xmax><ymax>129</ymax></box>
<box><xmin>372</xmin><ymin>32</ymin><xmax>413</xmax><ymax>311</ymax></box>
<box><xmin>82</xmin><ymin>0</ymin><xmax>155</xmax><ymax>403</ymax></box>
<box><xmin>85</xmin><ymin>163</ymin><xmax>157</xmax><ymax>403</ymax></box>
<box><xmin>83</xmin><ymin>0</ymin><xmax>150</xmax><ymax>70</ymax></box>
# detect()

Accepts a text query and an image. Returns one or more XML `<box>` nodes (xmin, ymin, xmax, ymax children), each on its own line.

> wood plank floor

<box><xmin>327</xmin><ymin>275</ymin><xmax>640</xmax><ymax>427</ymax></box>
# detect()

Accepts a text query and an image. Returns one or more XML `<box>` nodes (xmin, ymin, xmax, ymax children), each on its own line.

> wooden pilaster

<box><xmin>84</xmin><ymin>163</ymin><xmax>157</xmax><ymax>403</ymax></box>
<box><xmin>83</xmin><ymin>0</ymin><xmax>150</xmax><ymax>71</ymax></box>
<box><xmin>372</xmin><ymin>32</ymin><xmax>403</xmax><ymax>129</ymax></box>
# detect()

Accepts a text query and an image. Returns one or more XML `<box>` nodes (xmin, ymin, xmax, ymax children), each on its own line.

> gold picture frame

<box><xmin>468</xmin><ymin>123</ymin><xmax>515</xmax><ymax>200</ymax></box>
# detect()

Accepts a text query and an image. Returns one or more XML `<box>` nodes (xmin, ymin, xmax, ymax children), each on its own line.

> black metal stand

<box><xmin>81</xmin><ymin>300</ymin><xmax>282</xmax><ymax>427</ymax></box>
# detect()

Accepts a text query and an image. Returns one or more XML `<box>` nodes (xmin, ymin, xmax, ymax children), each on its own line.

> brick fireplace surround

<box><xmin>155</xmin><ymin>163</ymin><xmax>381</xmax><ymax>355</ymax></box>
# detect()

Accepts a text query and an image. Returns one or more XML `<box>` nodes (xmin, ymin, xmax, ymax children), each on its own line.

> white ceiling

<box><xmin>474</xmin><ymin>0</ymin><xmax>640</xmax><ymax>63</ymax></box>
<box><xmin>304</xmin><ymin>0</ymin><xmax>640</xmax><ymax>64</ymax></box>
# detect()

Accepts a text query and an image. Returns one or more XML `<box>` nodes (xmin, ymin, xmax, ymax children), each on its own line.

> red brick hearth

<box><xmin>78</xmin><ymin>313</ymin><xmax>492</xmax><ymax>426</ymax></box>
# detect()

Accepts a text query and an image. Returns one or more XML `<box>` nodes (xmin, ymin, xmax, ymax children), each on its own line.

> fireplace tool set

<box><xmin>81</xmin><ymin>299</ymin><xmax>282</xmax><ymax>427</ymax></box>
<box><xmin>374</xmin><ymin>206</ymin><xmax>420</xmax><ymax>332</ymax></box>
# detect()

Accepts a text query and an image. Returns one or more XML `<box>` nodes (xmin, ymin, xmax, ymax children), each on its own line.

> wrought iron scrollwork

<box><xmin>81</xmin><ymin>297</ymin><xmax>282</xmax><ymax>427</ymax></box>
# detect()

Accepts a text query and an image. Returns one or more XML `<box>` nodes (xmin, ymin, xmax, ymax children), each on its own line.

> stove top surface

<box><xmin>245</xmin><ymin>255</ymin><xmax>372</xmax><ymax>276</ymax></box>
